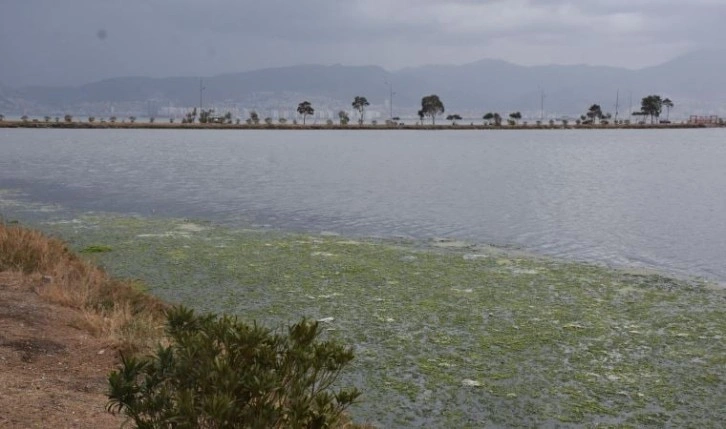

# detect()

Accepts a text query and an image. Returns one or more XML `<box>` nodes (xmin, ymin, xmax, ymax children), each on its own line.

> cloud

<box><xmin>0</xmin><ymin>0</ymin><xmax>723</xmax><ymax>86</ymax></box>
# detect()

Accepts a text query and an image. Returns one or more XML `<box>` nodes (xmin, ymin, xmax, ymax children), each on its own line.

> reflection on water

<box><xmin>1</xmin><ymin>128</ymin><xmax>725</xmax><ymax>281</ymax></box>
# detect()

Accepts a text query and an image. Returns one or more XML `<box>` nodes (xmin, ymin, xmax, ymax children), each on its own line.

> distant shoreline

<box><xmin>0</xmin><ymin>120</ymin><xmax>715</xmax><ymax>131</ymax></box>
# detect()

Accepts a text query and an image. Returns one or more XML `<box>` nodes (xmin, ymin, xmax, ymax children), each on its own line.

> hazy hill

<box><xmin>5</xmin><ymin>50</ymin><xmax>726</xmax><ymax>118</ymax></box>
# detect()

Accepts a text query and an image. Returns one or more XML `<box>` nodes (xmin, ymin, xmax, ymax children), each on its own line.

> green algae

<box><xmin>80</xmin><ymin>244</ymin><xmax>113</xmax><ymax>253</ymax></box>
<box><xmin>2</xmin><ymin>209</ymin><xmax>722</xmax><ymax>428</ymax></box>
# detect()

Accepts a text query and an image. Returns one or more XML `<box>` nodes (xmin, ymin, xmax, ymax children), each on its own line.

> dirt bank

<box><xmin>0</xmin><ymin>272</ymin><xmax>122</xmax><ymax>428</ymax></box>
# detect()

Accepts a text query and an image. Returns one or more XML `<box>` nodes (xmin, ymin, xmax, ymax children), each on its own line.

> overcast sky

<box><xmin>1</xmin><ymin>0</ymin><xmax>723</xmax><ymax>87</ymax></box>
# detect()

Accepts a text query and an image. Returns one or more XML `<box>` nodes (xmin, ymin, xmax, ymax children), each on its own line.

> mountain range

<box><xmin>2</xmin><ymin>50</ymin><xmax>724</xmax><ymax>119</ymax></box>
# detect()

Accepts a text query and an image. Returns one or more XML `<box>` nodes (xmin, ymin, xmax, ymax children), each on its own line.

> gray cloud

<box><xmin>0</xmin><ymin>0</ymin><xmax>722</xmax><ymax>86</ymax></box>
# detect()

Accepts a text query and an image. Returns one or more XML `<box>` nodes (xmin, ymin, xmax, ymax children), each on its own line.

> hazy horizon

<box><xmin>2</xmin><ymin>0</ymin><xmax>724</xmax><ymax>87</ymax></box>
<box><xmin>3</xmin><ymin>52</ymin><xmax>701</xmax><ymax>89</ymax></box>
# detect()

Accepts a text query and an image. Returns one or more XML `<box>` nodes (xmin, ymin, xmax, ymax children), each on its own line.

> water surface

<box><xmin>1</xmin><ymin>128</ymin><xmax>725</xmax><ymax>281</ymax></box>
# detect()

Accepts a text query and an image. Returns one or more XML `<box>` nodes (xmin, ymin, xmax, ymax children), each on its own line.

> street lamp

<box><xmin>385</xmin><ymin>80</ymin><xmax>396</xmax><ymax>120</ymax></box>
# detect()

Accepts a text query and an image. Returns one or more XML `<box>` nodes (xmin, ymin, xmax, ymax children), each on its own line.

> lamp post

<box><xmin>199</xmin><ymin>79</ymin><xmax>205</xmax><ymax>112</ymax></box>
<box><xmin>385</xmin><ymin>80</ymin><xmax>395</xmax><ymax>120</ymax></box>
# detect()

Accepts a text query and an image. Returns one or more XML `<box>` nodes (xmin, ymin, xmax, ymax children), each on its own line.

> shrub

<box><xmin>107</xmin><ymin>306</ymin><xmax>361</xmax><ymax>428</ymax></box>
<box><xmin>249</xmin><ymin>111</ymin><xmax>260</xmax><ymax>125</ymax></box>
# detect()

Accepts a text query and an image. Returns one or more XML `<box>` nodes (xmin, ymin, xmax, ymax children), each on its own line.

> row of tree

<box><xmin>580</xmin><ymin>95</ymin><xmax>674</xmax><ymax>125</ymax></box>
<box><xmin>0</xmin><ymin>94</ymin><xmax>676</xmax><ymax>127</ymax></box>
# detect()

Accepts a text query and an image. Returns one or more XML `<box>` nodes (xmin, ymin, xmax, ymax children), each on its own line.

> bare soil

<box><xmin>0</xmin><ymin>272</ymin><xmax>123</xmax><ymax>428</ymax></box>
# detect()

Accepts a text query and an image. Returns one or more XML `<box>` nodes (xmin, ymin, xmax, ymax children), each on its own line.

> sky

<box><xmin>1</xmin><ymin>0</ymin><xmax>724</xmax><ymax>87</ymax></box>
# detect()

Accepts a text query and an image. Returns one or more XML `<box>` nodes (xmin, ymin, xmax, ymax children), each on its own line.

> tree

<box><xmin>421</xmin><ymin>95</ymin><xmax>444</xmax><ymax>125</ymax></box>
<box><xmin>297</xmin><ymin>101</ymin><xmax>314</xmax><ymax>125</ymax></box>
<box><xmin>44</xmin><ymin>116</ymin><xmax>51</xmax><ymax>122</ymax></box>
<box><xmin>107</xmin><ymin>306</ymin><xmax>361</xmax><ymax>429</ymax></box>
<box><xmin>585</xmin><ymin>104</ymin><xmax>603</xmax><ymax>124</ymax></box>
<box><xmin>278</xmin><ymin>118</ymin><xmax>287</xmax><ymax>125</ymax></box>
<box><xmin>509</xmin><ymin>111</ymin><xmax>522</xmax><ymax>125</ymax></box>
<box><xmin>640</xmin><ymin>95</ymin><xmax>663</xmax><ymax>124</ymax></box>
<box><xmin>249</xmin><ymin>111</ymin><xmax>260</xmax><ymax>125</ymax></box>
<box><xmin>338</xmin><ymin>110</ymin><xmax>350</xmax><ymax>126</ymax></box>
<box><xmin>224</xmin><ymin>112</ymin><xmax>232</xmax><ymax>124</ymax></box>
<box><xmin>128</xmin><ymin>116</ymin><xmax>136</xmax><ymax>123</ymax></box>
<box><xmin>88</xmin><ymin>116</ymin><xmax>96</xmax><ymax>123</ymax></box>
<box><xmin>0</xmin><ymin>114</ymin><xmax>4</xmax><ymax>122</ymax></box>
<box><xmin>417</xmin><ymin>109</ymin><xmax>425</xmax><ymax>125</ymax></box>
<box><xmin>492</xmin><ymin>113</ymin><xmax>503</xmax><ymax>126</ymax></box>
<box><xmin>264</xmin><ymin>117</ymin><xmax>273</xmax><ymax>125</ymax></box>
<box><xmin>482</xmin><ymin>112</ymin><xmax>495</xmax><ymax>125</ymax></box>
<box><xmin>446</xmin><ymin>114</ymin><xmax>462</xmax><ymax>125</ymax></box>
<box><xmin>352</xmin><ymin>96</ymin><xmax>369</xmax><ymax>126</ymax></box>
<box><xmin>110</xmin><ymin>116</ymin><xmax>117</xmax><ymax>123</ymax></box>
<box><xmin>631</xmin><ymin>111</ymin><xmax>646</xmax><ymax>124</ymax></box>
<box><xmin>149</xmin><ymin>117</ymin><xmax>155</xmax><ymax>124</ymax></box>
<box><xmin>663</xmin><ymin>98</ymin><xmax>674</xmax><ymax>122</ymax></box>
<box><xmin>64</xmin><ymin>114</ymin><xmax>73</xmax><ymax>123</ymax></box>
<box><xmin>198</xmin><ymin>109</ymin><xmax>213</xmax><ymax>124</ymax></box>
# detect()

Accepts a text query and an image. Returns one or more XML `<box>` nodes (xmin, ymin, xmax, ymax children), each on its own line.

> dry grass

<box><xmin>0</xmin><ymin>223</ymin><xmax>167</xmax><ymax>353</ymax></box>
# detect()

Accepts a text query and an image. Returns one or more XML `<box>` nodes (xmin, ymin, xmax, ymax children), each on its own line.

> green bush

<box><xmin>107</xmin><ymin>306</ymin><xmax>361</xmax><ymax>428</ymax></box>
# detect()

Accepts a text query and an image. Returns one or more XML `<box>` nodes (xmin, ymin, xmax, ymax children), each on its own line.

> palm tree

<box><xmin>297</xmin><ymin>101</ymin><xmax>314</xmax><ymax>125</ymax></box>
